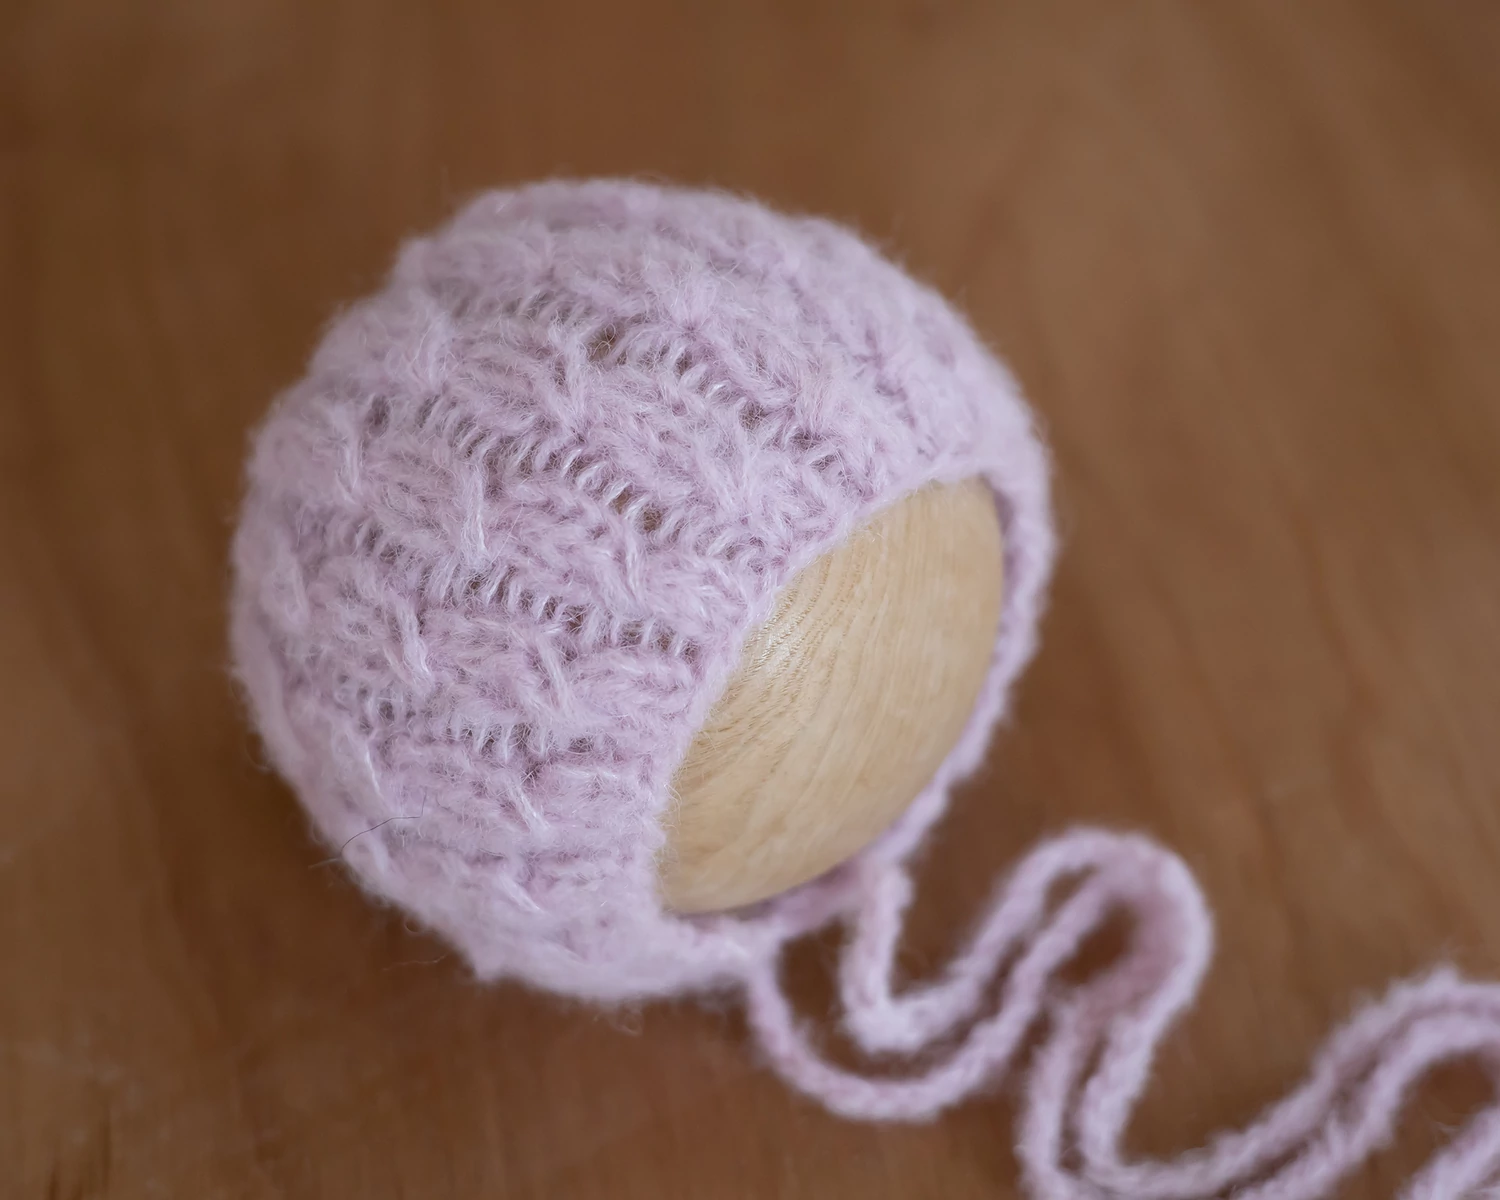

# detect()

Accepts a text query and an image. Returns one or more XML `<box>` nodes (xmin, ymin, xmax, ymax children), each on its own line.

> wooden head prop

<box><xmin>663</xmin><ymin>479</ymin><xmax>1002</xmax><ymax>912</ymax></box>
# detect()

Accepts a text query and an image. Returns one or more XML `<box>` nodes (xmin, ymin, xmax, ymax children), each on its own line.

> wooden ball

<box><xmin>659</xmin><ymin>479</ymin><xmax>1005</xmax><ymax>913</ymax></box>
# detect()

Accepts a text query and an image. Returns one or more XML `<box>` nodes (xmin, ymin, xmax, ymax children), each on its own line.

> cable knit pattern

<box><xmin>233</xmin><ymin>181</ymin><xmax>1500</xmax><ymax>1197</ymax></box>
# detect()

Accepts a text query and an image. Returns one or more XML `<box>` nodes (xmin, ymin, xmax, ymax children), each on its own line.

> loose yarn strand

<box><xmin>743</xmin><ymin>828</ymin><xmax>1500</xmax><ymax>1199</ymax></box>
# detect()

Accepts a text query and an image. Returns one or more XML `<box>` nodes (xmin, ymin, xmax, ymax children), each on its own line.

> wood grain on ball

<box><xmin>660</xmin><ymin>479</ymin><xmax>1004</xmax><ymax>913</ymax></box>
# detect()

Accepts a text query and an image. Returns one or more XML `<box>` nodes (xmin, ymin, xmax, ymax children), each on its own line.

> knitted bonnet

<box><xmin>231</xmin><ymin>179</ymin><xmax>1052</xmax><ymax>1000</ymax></box>
<box><xmin>233</xmin><ymin>181</ymin><xmax>1500</xmax><ymax>1196</ymax></box>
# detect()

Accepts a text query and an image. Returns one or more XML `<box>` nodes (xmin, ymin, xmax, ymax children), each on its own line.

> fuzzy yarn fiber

<box><xmin>233</xmin><ymin>181</ymin><xmax>1500</xmax><ymax>1198</ymax></box>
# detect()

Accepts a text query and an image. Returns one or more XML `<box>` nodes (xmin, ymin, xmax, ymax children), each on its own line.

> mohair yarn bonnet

<box><xmin>233</xmin><ymin>181</ymin><xmax>1500</xmax><ymax>1198</ymax></box>
<box><xmin>231</xmin><ymin>178</ymin><xmax>1053</xmax><ymax>997</ymax></box>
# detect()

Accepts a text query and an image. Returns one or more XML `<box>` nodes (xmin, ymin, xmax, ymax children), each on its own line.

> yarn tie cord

<box><xmin>744</xmin><ymin>829</ymin><xmax>1500</xmax><ymax>1199</ymax></box>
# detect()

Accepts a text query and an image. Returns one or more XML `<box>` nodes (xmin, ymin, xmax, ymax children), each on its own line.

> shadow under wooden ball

<box><xmin>658</xmin><ymin>479</ymin><xmax>1005</xmax><ymax>914</ymax></box>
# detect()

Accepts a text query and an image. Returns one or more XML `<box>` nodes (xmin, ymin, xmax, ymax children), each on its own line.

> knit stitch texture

<box><xmin>231</xmin><ymin>179</ymin><xmax>1054</xmax><ymax>999</ymax></box>
<box><xmin>233</xmin><ymin>181</ymin><xmax>1500</xmax><ymax>1198</ymax></box>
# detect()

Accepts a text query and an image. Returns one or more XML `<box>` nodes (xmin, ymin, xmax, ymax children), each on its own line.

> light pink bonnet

<box><xmin>232</xmin><ymin>181</ymin><xmax>1500</xmax><ymax>1195</ymax></box>
<box><xmin>230</xmin><ymin>179</ymin><xmax>1054</xmax><ymax>1002</ymax></box>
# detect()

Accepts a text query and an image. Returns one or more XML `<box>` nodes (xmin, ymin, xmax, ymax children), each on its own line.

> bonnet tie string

<box><xmin>743</xmin><ymin>828</ymin><xmax>1500</xmax><ymax>1199</ymax></box>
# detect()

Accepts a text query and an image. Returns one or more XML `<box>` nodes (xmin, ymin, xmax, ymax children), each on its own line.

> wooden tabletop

<box><xmin>6</xmin><ymin>3</ymin><xmax>1500</xmax><ymax>1196</ymax></box>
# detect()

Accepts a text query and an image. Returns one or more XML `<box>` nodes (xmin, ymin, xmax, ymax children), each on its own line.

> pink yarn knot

<box><xmin>745</xmin><ymin>828</ymin><xmax>1500</xmax><ymax>1199</ymax></box>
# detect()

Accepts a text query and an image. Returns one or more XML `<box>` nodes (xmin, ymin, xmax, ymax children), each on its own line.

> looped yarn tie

<box><xmin>743</xmin><ymin>828</ymin><xmax>1500</xmax><ymax>1199</ymax></box>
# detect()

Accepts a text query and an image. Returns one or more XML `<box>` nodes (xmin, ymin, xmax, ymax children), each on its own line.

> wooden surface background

<box><xmin>5</xmin><ymin>3</ymin><xmax>1500</xmax><ymax>1197</ymax></box>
